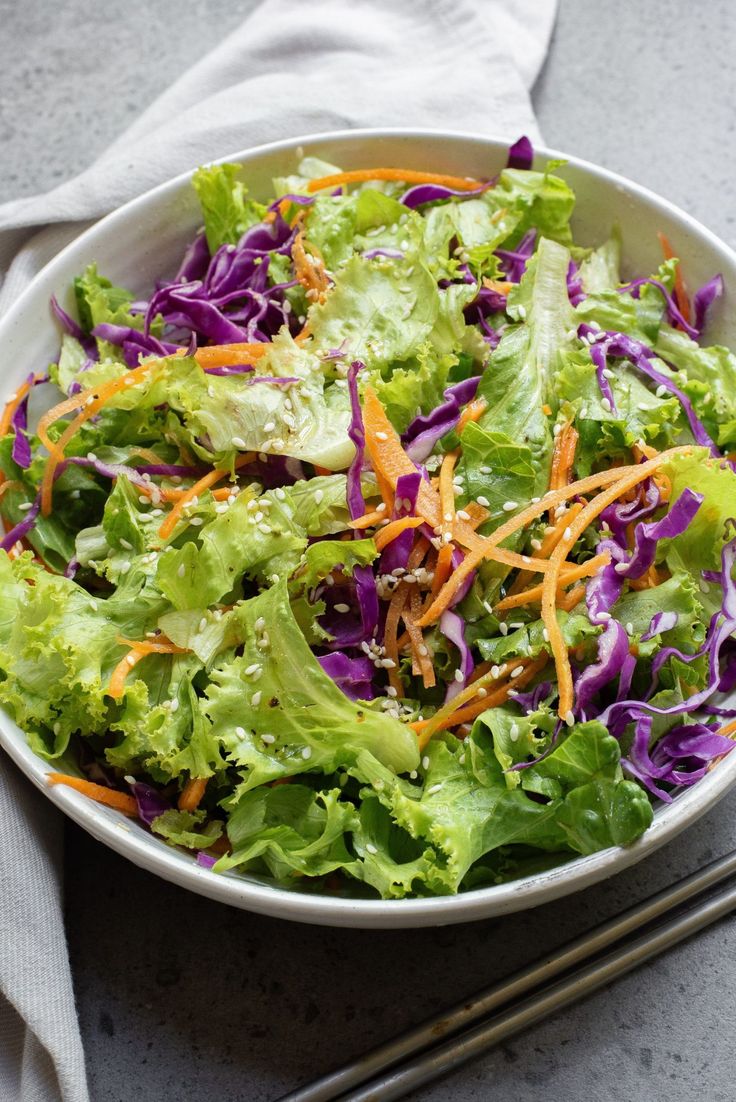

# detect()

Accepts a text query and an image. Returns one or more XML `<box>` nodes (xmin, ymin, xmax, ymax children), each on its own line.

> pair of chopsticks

<box><xmin>278</xmin><ymin>848</ymin><xmax>736</xmax><ymax>1102</ymax></box>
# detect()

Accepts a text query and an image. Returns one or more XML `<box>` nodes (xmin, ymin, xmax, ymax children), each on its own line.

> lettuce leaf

<box><xmin>192</xmin><ymin>163</ymin><xmax>267</xmax><ymax>252</ymax></box>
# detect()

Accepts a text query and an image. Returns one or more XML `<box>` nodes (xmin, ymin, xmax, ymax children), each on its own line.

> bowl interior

<box><xmin>1</xmin><ymin>129</ymin><xmax>735</xmax><ymax>928</ymax></box>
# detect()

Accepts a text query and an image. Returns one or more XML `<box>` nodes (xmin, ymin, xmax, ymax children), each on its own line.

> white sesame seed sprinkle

<box><xmin>499</xmin><ymin>623</ymin><xmax>509</xmax><ymax>636</ymax></box>
<box><xmin>565</xmin><ymin>709</ymin><xmax>575</xmax><ymax>727</ymax></box>
<box><xmin>177</xmin><ymin>563</ymin><xmax>186</xmax><ymax>578</ymax></box>
<box><xmin>426</xmin><ymin>783</ymin><xmax>443</xmax><ymax>796</ymax></box>
<box><xmin>503</xmin><ymin>500</ymin><xmax>518</xmax><ymax>512</ymax></box>
<box><xmin>262</xmin><ymin>733</ymin><xmax>276</xmax><ymax>744</ymax></box>
<box><xmin>422</xmin><ymin>755</ymin><xmax>430</xmax><ymax>770</ymax></box>
<box><xmin>236</xmin><ymin>726</ymin><xmax>246</xmax><ymax>738</ymax></box>
<box><xmin>454</xmin><ymin>669</ymin><xmax>464</xmax><ymax>683</ymax></box>
<box><xmin>302</xmin><ymin>746</ymin><xmax>312</xmax><ymax>760</ymax></box>
<box><xmin>334</xmin><ymin>602</ymin><xmax>350</xmax><ymax>613</ymax></box>
<box><xmin>476</xmin><ymin>495</ymin><xmax>490</xmax><ymax>508</ymax></box>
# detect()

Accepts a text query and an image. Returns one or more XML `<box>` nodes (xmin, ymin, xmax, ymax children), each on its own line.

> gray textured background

<box><xmin>3</xmin><ymin>1</ymin><xmax>736</xmax><ymax>1100</ymax></box>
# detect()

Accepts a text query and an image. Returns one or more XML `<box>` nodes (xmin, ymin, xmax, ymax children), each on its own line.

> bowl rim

<box><xmin>2</xmin><ymin>125</ymin><xmax>736</xmax><ymax>929</ymax></box>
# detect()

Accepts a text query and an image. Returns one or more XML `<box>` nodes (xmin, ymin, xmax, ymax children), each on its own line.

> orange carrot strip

<box><xmin>314</xmin><ymin>464</ymin><xmax>332</xmax><ymax>476</ymax></box>
<box><xmin>47</xmin><ymin>773</ymin><xmax>138</xmax><ymax>816</ymax></box>
<box><xmin>457</xmin><ymin>398</ymin><xmax>488</xmax><ymax>434</ymax></box>
<box><xmin>158</xmin><ymin>453</ymin><xmax>255</xmax><ymax>540</ymax></box>
<box><xmin>718</xmin><ymin>718</ymin><xmax>736</xmax><ymax>738</ymax></box>
<box><xmin>0</xmin><ymin>480</ymin><xmax>22</xmax><ymax>503</ymax></box>
<box><xmin>194</xmin><ymin>344</ymin><xmax>269</xmax><ymax>369</ymax></box>
<box><xmin>384</xmin><ymin>583</ymin><xmax>408</xmax><ymax>695</ymax></box>
<box><xmin>292</xmin><ymin>230</ymin><xmax>330</xmax><ymax>300</ymax></box>
<box><xmin>438</xmin><ymin>450</ymin><xmax>458</xmax><ymax>544</ymax></box>
<box><xmin>542</xmin><ymin>451</ymin><xmax>690</xmax><ymax>720</ymax></box>
<box><xmin>557</xmin><ymin>583</ymin><xmax>586</xmax><ymax>612</ymax></box>
<box><xmin>658</xmin><ymin>232</ymin><xmax>691</xmax><ymax>325</ymax></box>
<box><xmin>373</xmin><ymin>515</ymin><xmax>424</xmax><ymax>552</ymax></box>
<box><xmin>495</xmin><ymin>551</ymin><xmax>611</xmax><ymax>611</ymax></box>
<box><xmin>0</xmin><ymin>375</ymin><xmax>40</xmax><ymax>438</ymax></box>
<box><xmin>419</xmin><ymin>447</ymin><xmax>694</xmax><ymax>628</ymax></box>
<box><xmin>430</xmin><ymin>543</ymin><xmax>455</xmax><ymax>598</ymax></box>
<box><xmin>350</xmin><ymin>506</ymin><xmax>388</xmax><ymax>530</ymax></box>
<box><xmin>108</xmin><ymin>637</ymin><xmax>188</xmax><ymax>699</ymax></box>
<box><xmin>482</xmin><ymin>278</ymin><xmax>513</xmax><ymax>297</ymax></box>
<box><xmin>178</xmin><ymin>777</ymin><xmax>208</xmax><ymax>812</ymax></box>
<box><xmin>506</xmin><ymin>501</ymin><xmax>585</xmax><ymax>598</ymax></box>
<box><xmin>412</xmin><ymin>656</ymin><xmax>548</xmax><ymax>747</ymax></box>
<box><xmin>306</xmin><ymin>168</ymin><xmax>484</xmax><ymax>193</ymax></box>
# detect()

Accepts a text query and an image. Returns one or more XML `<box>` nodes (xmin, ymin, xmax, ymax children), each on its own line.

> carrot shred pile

<box><xmin>306</xmin><ymin>168</ymin><xmax>485</xmax><ymax>194</ymax></box>
<box><xmin>194</xmin><ymin>343</ymin><xmax>269</xmax><ymax>369</ymax></box>
<box><xmin>0</xmin><ymin>374</ymin><xmax>41</xmax><ymax>439</ymax></box>
<box><xmin>47</xmin><ymin>773</ymin><xmax>138</xmax><ymax>816</ymax></box>
<box><xmin>457</xmin><ymin>398</ymin><xmax>488</xmax><ymax>433</ymax></box>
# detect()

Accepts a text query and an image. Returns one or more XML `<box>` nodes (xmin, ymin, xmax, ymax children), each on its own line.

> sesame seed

<box><xmin>302</xmin><ymin>746</ymin><xmax>312</xmax><ymax>760</ymax></box>
<box><xmin>251</xmin><ymin>691</ymin><xmax>262</xmax><ymax>707</ymax></box>
<box><xmin>126</xmin><ymin>654</ymin><xmax>136</xmax><ymax>667</ymax></box>
<box><xmin>120</xmin><ymin>538</ymin><xmax>133</xmax><ymax>550</ymax></box>
<box><xmin>655</xmin><ymin>384</ymin><xmax>668</xmax><ymax>397</ymax></box>
<box><xmin>244</xmin><ymin>663</ymin><xmax>261</xmax><ymax>677</ymax></box>
<box><xmin>456</xmin><ymin>509</ymin><xmax>471</xmax><ymax>521</ymax></box>
<box><xmin>274</xmin><ymin>487</ymin><xmax>286</xmax><ymax>501</ymax></box>
<box><xmin>119</xmin><ymin>560</ymin><xmax>131</xmax><ymax>574</ymax></box>
<box><xmin>231</xmin><ymin>435</ymin><xmax>247</xmax><ymax>448</ymax></box>
<box><xmin>375</xmin><ymin>431</ymin><xmax>388</xmax><ymax>441</ymax></box>
<box><xmin>376</xmin><ymin>502</ymin><xmax>387</xmax><ymax>513</ymax></box>
<box><xmin>564</xmin><ymin>527</ymin><xmax>573</xmax><ymax>542</ymax></box>
<box><xmin>151</xmin><ymin>508</ymin><xmax>163</xmax><ymax>517</ymax></box>
<box><xmin>89</xmin><ymin>600</ymin><xmax>98</xmax><ymax>611</ymax></box>
<box><xmin>87</xmin><ymin>452</ymin><xmax>97</xmax><ymax>462</ymax></box>
<box><xmin>365</xmin><ymin>843</ymin><xmax>378</xmax><ymax>855</ymax></box>
<box><xmin>602</xmin><ymin>368</ymin><xmax>615</xmax><ymax>380</ymax></box>
<box><xmin>177</xmin><ymin>563</ymin><xmax>186</xmax><ymax>578</ymax></box>
<box><xmin>18</xmin><ymin>502</ymin><xmax>34</xmax><ymax>512</ymax></box>
<box><xmin>262</xmin><ymin>733</ymin><xmax>276</xmax><ymax>744</ymax></box>
<box><xmin>626</xmin><ymin>622</ymin><xmax>634</xmax><ymax>634</ymax></box>
<box><xmin>421</xmin><ymin>755</ymin><xmax>430</xmax><ymax>770</ymax></box>
<box><xmin>418</xmin><ymin>644</ymin><xmax>429</xmax><ymax>657</ymax></box>
<box><xmin>476</xmin><ymin>495</ymin><xmax>490</xmax><ymax>508</ymax></box>
<box><xmin>511</xmin><ymin>665</ymin><xmax>525</xmax><ymax>678</ymax></box>
<box><xmin>334</xmin><ymin>602</ymin><xmax>350</xmax><ymax>613</ymax></box>
<box><xmin>598</xmin><ymin>611</ymin><xmax>612</xmax><ymax>621</ymax></box>
<box><xmin>386</xmin><ymin>686</ymin><xmax>398</xmax><ymax>698</ymax></box>
<box><xmin>314</xmin><ymin>489</ymin><xmax>324</xmax><ymax>505</ymax></box>
<box><xmin>531</xmin><ymin>538</ymin><xmax>542</xmax><ymax>551</ymax></box>
<box><xmin>426</xmin><ymin>783</ymin><xmax>443</xmax><ymax>796</ymax></box>
<box><xmin>614</xmin><ymin>562</ymin><xmax>629</xmax><ymax>574</ymax></box>
<box><xmin>499</xmin><ymin>623</ymin><xmax>509</xmax><ymax>636</ymax></box>
<box><xmin>509</xmin><ymin>723</ymin><xmax>519</xmax><ymax>742</ymax></box>
<box><xmin>491</xmin><ymin>665</ymin><xmax>501</xmax><ymax>679</ymax></box>
<box><xmin>600</xmin><ymin>397</ymin><xmax>612</xmax><ymax>412</ymax></box>
<box><xmin>380</xmin><ymin>658</ymin><xmax>396</xmax><ymax>669</ymax></box>
<box><xmin>263</xmin><ymin>421</ymin><xmax>276</xmax><ymax>433</ymax></box>
<box><xmin>503</xmin><ymin>501</ymin><xmax>518</xmax><ymax>512</ymax></box>
<box><xmin>236</xmin><ymin>726</ymin><xmax>246</xmax><ymax>738</ymax></box>
<box><xmin>553</xmin><ymin>423</ymin><xmax>562</xmax><ymax>437</ymax></box>
<box><xmin>454</xmin><ymin>669</ymin><xmax>464</xmax><ymax>683</ymax></box>
<box><xmin>565</xmin><ymin>709</ymin><xmax>575</xmax><ymax>727</ymax></box>
<box><xmin>170</xmin><ymin>698</ymin><xmax>180</xmax><ymax>713</ymax></box>
<box><xmin>542</xmin><ymin>627</ymin><xmax>550</xmax><ymax>642</ymax></box>
<box><xmin>190</xmin><ymin>517</ymin><xmax>204</xmax><ymax>526</ymax></box>
<box><xmin>509</xmin><ymin>621</ymin><xmax>524</xmax><ymax>629</ymax></box>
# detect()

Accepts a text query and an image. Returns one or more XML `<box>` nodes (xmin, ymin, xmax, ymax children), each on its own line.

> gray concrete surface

<box><xmin>3</xmin><ymin>1</ymin><xmax>736</xmax><ymax>1100</ymax></box>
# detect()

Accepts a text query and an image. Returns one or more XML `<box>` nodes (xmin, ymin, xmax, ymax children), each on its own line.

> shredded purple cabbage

<box><xmin>618</xmin><ymin>277</ymin><xmax>698</xmax><ymax>339</ymax></box>
<box><xmin>317</xmin><ymin>652</ymin><xmax>375</xmax><ymax>700</ymax></box>
<box><xmin>440</xmin><ymin>609</ymin><xmax>475</xmax><ymax>702</ymax></box>
<box><xmin>379</xmin><ymin>471</ymin><xmax>421</xmax><ymax>574</ymax></box>
<box><xmin>641</xmin><ymin>610</ymin><xmax>679</xmax><ymax>642</ymax></box>
<box><xmin>362</xmin><ymin>248</ymin><xmax>405</xmax><ymax>260</ymax></box>
<box><xmin>506</xmin><ymin>136</ymin><xmax>534</xmax><ymax>171</ymax></box>
<box><xmin>92</xmin><ymin>323</ymin><xmax>180</xmax><ymax>367</ymax></box>
<box><xmin>567</xmin><ymin>260</ymin><xmax>585</xmax><ymax>306</ymax></box>
<box><xmin>196</xmin><ymin>851</ymin><xmax>217</xmax><ymax>870</ymax></box>
<box><xmin>402</xmin><ymin>376</ymin><xmax>480</xmax><ymax>463</ymax></box>
<box><xmin>579</xmin><ymin>324</ymin><xmax>718</xmax><ymax>453</ymax></box>
<box><xmin>9</xmin><ymin>374</ymin><xmax>33</xmax><ymax>468</ymax></box>
<box><xmin>495</xmin><ymin>230</ymin><xmax>537</xmax><ymax>283</ymax></box>
<box><xmin>346</xmin><ymin>362</ymin><xmax>367</xmax><ymax>520</ymax></box>
<box><xmin>0</xmin><ymin>495</ymin><xmax>40</xmax><ymax>552</ymax></box>
<box><xmin>400</xmin><ymin>181</ymin><xmax>489</xmax><ymax>209</ymax></box>
<box><xmin>127</xmin><ymin>779</ymin><xmax>170</xmax><ymax>826</ymax></box>
<box><xmin>624</xmin><ymin>715</ymin><xmax>734</xmax><ymax>801</ymax></box>
<box><xmin>692</xmin><ymin>274</ymin><xmax>724</xmax><ymax>337</ymax></box>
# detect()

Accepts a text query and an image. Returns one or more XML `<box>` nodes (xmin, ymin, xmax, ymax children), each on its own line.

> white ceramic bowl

<box><xmin>1</xmin><ymin>129</ymin><xmax>735</xmax><ymax>928</ymax></box>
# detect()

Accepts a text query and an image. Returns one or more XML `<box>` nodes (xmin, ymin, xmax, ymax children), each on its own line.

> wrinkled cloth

<box><xmin>0</xmin><ymin>1</ymin><xmax>556</xmax><ymax>1098</ymax></box>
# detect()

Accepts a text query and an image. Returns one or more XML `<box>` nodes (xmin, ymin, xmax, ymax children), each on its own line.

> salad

<box><xmin>1</xmin><ymin>136</ymin><xmax>736</xmax><ymax>899</ymax></box>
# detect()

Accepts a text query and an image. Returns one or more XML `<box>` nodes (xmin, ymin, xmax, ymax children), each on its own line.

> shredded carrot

<box><xmin>292</xmin><ymin>230</ymin><xmax>330</xmax><ymax>301</ymax></box>
<box><xmin>419</xmin><ymin>447</ymin><xmax>694</xmax><ymax>628</ymax></box>
<box><xmin>47</xmin><ymin>773</ymin><xmax>138</xmax><ymax>816</ymax></box>
<box><xmin>403</xmin><ymin>540</ymin><xmax>435</xmax><ymax>688</ymax></box>
<box><xmin>362</xmin><ymin>387</ymin><xmax>561</xmax><ymax>576</ymax></box>
<box><xmin>0</xmin><ymin>480</ymin><xmax>22</xmax><ymax>503</ymax></box>
<box><xmin>718</xmin><ymin>717</ymin><xmax>736</xmax><ymax>738</ymax></box>
<box><xmin>658</xmin><ymin>232</ymin><xmax>691</xmax><ymax>325</ymax></box>
<box><xmin>350</xmin><ymin>506</ymin><xmax>388</xmax><ymax>529</ymax></box>
<box><xmin>373</xmin><ymin>515</ymin><xmax>424</xmax><ymax>551</ymax></box>
<box><xmin>314</xmin><ymin>464</ymin><xmax>332</xmax><ymax>476</ymax></box>
<box><xmin>506</xmin><ymin>501</ymin><xmax>585</xmax><ymax>598</ymax></box>
<box><xmin>482</xmin><ymin>278</ymin><xmax>513</xmax><ymax>297</ymax></box>
<box><xmin>158</xmin><ymin>453</ymin><xmax>256</xmax><ymax>540</ymax></box>
<box><xmin>549</xmin><ymin>422</ymin><xmax>579</xmax><ymax>511</ymax></box>
<box><xmin>463</xmin><ymin>501</ymin><xmax>490</xmax><ymax>529</ymax></box>
<box><xmin>457</xmin><ymin>398</ymin><xmax>488</xmax><ymax>434</ymax></box>
<box><xmin>412</xmin><ymin>656</ymin><xmax>548</xmax><ymax>748</ymax></box>
<box><xmin>383</xmin><ymin>583</ymin><xmax>408</xmax><ymax>695</ymax></box>
<box><xmin>438</xmin><ymin>450</ymin><xmax>458</xmax><ymax>543</ymax></box>
<box><xmin>541</xmin><ymin>450</ymin><xmax>692</xmax><ymax>720</ymax></box>
<box><xmin>495</xmin><ymin>551</ymin><xmax>612</xmax><ymax>611</ymax></box>
<box><xmin>557</xmin><ymin>583</ymin><xmax>586</xmax><ymax>612</ymax></box>
<box><xmin>108</xmin><ymin>636</ymin><xmax>188</xmax><ymax>699</ymax></box>
<box><xmin>541</xmin><ymin>404</ymin><xmax>552</xmax><ymax>417</ymax></box>
<box><xmin>194</xmin><ymin>343</ymin><xmax>269</xmax><ymax>369</ymax></box>
<box><xmin>306</xmin><ymin>168</ymin><xmax>484</xmax><ymax>194</ymax></box>
<box><xmin>39</xmin><ymin>358</ymin><xmax>171</xmax><ymax>516</ymax></box>
<box><xmin>431</xmin><ymin>542</ymin><xmax>455</xmax><ymax>598</ymax></box>
<box><xmin>0</xmin><ymin>375</ymin><xmax>40</xmax><ymax>439</ymax></box>
<box><xmin>178</xmin><ymin>777</ymin><xmax>208</xmax><ymax>812</ymax></box>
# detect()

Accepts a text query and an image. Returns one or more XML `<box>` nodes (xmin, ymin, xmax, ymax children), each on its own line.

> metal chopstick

<box><xmin>339</xmin><ymin>875</ymin><xmax>736</xmax><ymax>1101</ymax></box>
<box><xmin>279</xmin><ymin>848</ymin><xmax>736</xmax><ymax>1102</ymax></box>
